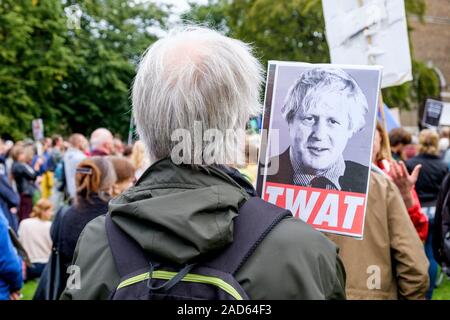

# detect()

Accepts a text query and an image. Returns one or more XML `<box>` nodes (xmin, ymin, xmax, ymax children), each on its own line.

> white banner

<box><xmin>322</xmin><ymin>0</ymin><xmax>412</xmax><ymax>88</ymax></box>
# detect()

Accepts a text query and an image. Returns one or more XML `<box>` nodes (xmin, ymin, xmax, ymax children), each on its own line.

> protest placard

<box><xmin>32</xmin><ymin>118</ymin><xmax>44</xmax><ymax>141</ymax></box>
<box><xmin>256</xmin><ymin>61</ymin><xmax>382</xmax><ymax>238</ymax></box>
<box><xmin>437</xmin><ymin>102</ymin><xmax>450</xmax><ymax>127</ymax></box>
<box><xmin>422</xmin><ymin>98</ymin><xmax>444</xmax><ymax>129</ymax></box>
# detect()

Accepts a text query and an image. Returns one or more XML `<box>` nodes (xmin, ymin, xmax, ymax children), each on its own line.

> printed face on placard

<box><xmin>288</xmin><ymin>92</ymin><xmax>353</xmax><ymax>171</ymax></box>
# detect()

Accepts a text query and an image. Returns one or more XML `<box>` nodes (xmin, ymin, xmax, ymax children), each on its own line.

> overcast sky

<box><xmin>153</xmin><ymin>0</ymin><xmax>208</xmax><ymax>14</ymax></box>
<box><xmin>145</xmin><ymin>0</ymin><xmax>209</xmax><ymax>36</ymax></box>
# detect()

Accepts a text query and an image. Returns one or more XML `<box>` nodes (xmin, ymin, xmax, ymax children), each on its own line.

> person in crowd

<box><xmin>438</xmin><ymin>126</ymin><xmax>450</xmax><ymax>158</ymax></box>
<box><xmin>18</xmin><ymin>199</ymin><xmax>53</xmax><ymax>280</ymax></box>
<box><xmin>32</xmin><ymin>138</ymin><xmax>50</xmax><ymax>177</ymax></box>
<box><xmin>109</xmin><ymin>156</ymin><xmax>135</xmax><ymax>197</ymax></box>
<box><xmin>0</xmin><ymin>140</ymin><xmax>20</xmax><ymax>232</ymax></box>
<box><xmin>59</xmin><ymin>157</ymin><xmax>116</xmax><ymax>292</ymax></box>
<box><xmin>406</xmin><ymin>129</ymin><xmax>448</xmax><ymax>299</ymax></box>
<box><xmin>113</xmin><ymin>138</ymin><xmax>125</xmax><ymax>156</ymax></box>
<box><xmin>326</xmin><ymin>165</ymin><xmax>429</xmax><ymax>299</ymax></box>
<box><xmin>372</xmin><ymin>122</ymin><xmax>428</xmax><ymax>241</ymax></box>
<box><xmin>0</xmin><ymin>207</ymin><xmax>22</xmax><ymax>300</ymax></box>
<box><xmin>3</xmin><ymin>140</ymin><xmax>16</xmax><ymax>186</ymax></box>
<box><xmin>122</xmin><ymin>144</ymin><xmax>133</xmax><ymax>158</ymax></box>
<box><xmin>47</xmin><ymin>135</ymin><xmax>64</xmax><ymax>171</ymax></box>
<box><xmin>270</xmin><ymin>67</ymin><xmax>369</xmax><ymax>193</ymax></box>
<box><xmin>61</xmin><ymin>26</ymin><xmax>346</xmax><ymax>300</ymax></box>
<box><xmin>63</xmin><ymin>134</ymin><xmax>88</xmax><ymax>202</ymax></box>
<box><xmin>441</xmin><ymin>127</ymin><xmax>450</xmax><ymax>168</ymax></box>
<box><xmin>324</xmin><ymin>123</ymin><xmax>430</xmax><ymax>300</ymax></box>
<box><xmin>48</xmin><ymin>136</ymin><xmax>67</xmax><ymax>210</ymax></box>
<box><xmin>389</xmin><ymin>127</ymin><xmax>413</xmax><ymax>161</ymax></box>
<box><xmin>403</xmin><ymin>143</ymin><xmax>419</xmax><ymax>161</ymax></box>
<box><xmin>130</xmin><ymin>140</ymin><xmax>150</xmax><ymax>180</ymax></box>
<box><xmin>432</xmin><ymin>171</ymin><xmax>450</xmax><ymax>281</ymax></box>
<box><xmin>39</xmin><ymin>136</ymin><xmax>60</xmax><ymax>200</ymax></box>
<box><xmin>406</xmin><ymin>130</ymin><xmax>448</xmax><ymax>207</ymax></box>
<box><xmin>89</xmin><ymin>128</ymin><xmax>114</xmax><ymax>156</ymax></box>
<box><xmin>11</xmin><ymin>145</ymin><xmax>42</xmax><ymax>221</ymax></box>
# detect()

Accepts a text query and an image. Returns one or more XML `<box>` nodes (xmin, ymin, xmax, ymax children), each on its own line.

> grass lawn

<box><xmin>432</xmin><ymin>269</ymin><xmax>450</xmax><ymax>300</ymax></box>
<box><xmin>21</xmin><ymin>280</ymin><xmax>38</xmax><ymax>300</ymax></box>
<box><xmin>20</xmin><ymin>273</ymin><xmax>450</xmax><ymax>300</ymax></box>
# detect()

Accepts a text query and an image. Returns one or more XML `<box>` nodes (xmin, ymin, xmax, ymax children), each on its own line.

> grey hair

<box><xmin>132</xmin><ymin>26</ymin><xmax>264</xmax><ymax>164</ymax></box>
<box><xmin>281</xmin><ymin>68</ymin><xmax>368</xmax><ymax>135</ymax></box>
<box><xmin>90</xmin><ymin>128</ymin><xmax>113</xmax><ymax>150</ymax></box>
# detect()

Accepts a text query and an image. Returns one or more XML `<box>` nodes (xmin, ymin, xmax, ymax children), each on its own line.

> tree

<box><xmin>53</xmin><ymin>0</ymin><xmax>168</xmax><ymax>139</ymax></box>
<box><xmin>184</xmin><ymin>0</ymin><xmax>440</xmax><ymax>112</ymax></box>
<box><xmin>0</xmin><ymin>0</ymin><xmax>75</xmax><ymax>140</ymax></box>
<box><xmin>185</xmin><ymin>0</ymin><xmax>328</xmax><ymax>66</ymax></box>
<box><xmin>0</xmin><ymin>0</ymin><xmax>168</xmax><ymax>140</ymax></box>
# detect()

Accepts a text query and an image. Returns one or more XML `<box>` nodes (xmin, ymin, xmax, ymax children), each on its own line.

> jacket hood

<box><xmin>108</xmin><ymin>159</ymin><xmax>252</xmax><ymax>265</ymax></box>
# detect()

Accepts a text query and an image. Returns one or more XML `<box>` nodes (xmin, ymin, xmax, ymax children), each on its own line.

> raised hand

<box><xmin>388</xmin><ymin>160</ymin><xmax>421</xmax><ymax>208</ymax></box>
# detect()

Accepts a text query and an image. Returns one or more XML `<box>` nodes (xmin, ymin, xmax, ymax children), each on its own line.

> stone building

<box><xmin>400</xmin><ymin>0</ymin><xmax>450</xmax><ymax>126</ymax></box>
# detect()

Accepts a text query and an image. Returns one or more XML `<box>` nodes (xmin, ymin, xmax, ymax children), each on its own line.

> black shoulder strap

<box><xmin>51</xmin><ymin>205</ymin><xmax>69</xmax><ymax>249</ymax></box>
<box><xmin>205</xmin><ymin>196</ymin><xmax>291</xmax><ymax>275</ymax></box>
<box><xmin>105</xmin><ymin>214</ymin><xmax>149</xmax><ymax>278</ymax></box>
<box><xmin>106</xmin><ymin>197</ymin><xmax>292</xmax><ymax>278</ymax></box>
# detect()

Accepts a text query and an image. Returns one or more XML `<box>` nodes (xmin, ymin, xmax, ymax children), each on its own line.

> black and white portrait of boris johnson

<box><xmin>262</xmin><ymin>64</ymin><xmax>381</xmax><ymax>195</ymax></box>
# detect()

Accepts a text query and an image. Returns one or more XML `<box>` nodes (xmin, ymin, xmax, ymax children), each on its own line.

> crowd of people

<box><xmin>0</xmin><ymin>128</ymin><xmax>148</xmax><ymax>299</ymax></box>
<box><xmin>1</xmin><ymin>26</ymin><xmax>450</xmax><ymax>300</ymax></box>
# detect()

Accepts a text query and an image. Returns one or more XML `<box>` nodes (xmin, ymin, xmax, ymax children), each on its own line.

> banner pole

<box><xmin>128</xmin><ymin>111</ymin><xmax>134</xmax><ymax>146</ymax></box>
<box><xmin>378</xmin><ymin>92</ymin><xmax>392</xmax><ymax>160</ymax></box>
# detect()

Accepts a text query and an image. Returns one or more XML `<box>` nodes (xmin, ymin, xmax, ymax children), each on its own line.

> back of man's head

<box><xmin>132</xmin><ymin>26</ymin><xmax>264</xmax><ymax>165</ymax></box>
<box><xmin>90</xmin><ymin>128</ymin><xmax>114</xmax><ymax>152</ymax></box>
<box><xmin>389</xmin><ymin>128</ymin><xmax>412</xmax><ymax>148</ymax></box>
<box><xmin>69</xmin><ymin>133</ymin><xmax>87</xmax><ymax>151</ymax></box>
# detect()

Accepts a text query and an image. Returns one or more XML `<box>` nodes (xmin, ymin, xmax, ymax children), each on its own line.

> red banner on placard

<box><xmin>263</xmin><ymin>182</ymin><xmax>366</xmax><ymax>238</ymax></box>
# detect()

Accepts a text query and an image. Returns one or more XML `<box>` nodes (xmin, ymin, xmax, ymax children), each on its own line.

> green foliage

<box><xmin>184</xmin><ymin>0</ymin><xmax>329</xmax><ymax>67</ymax></box>
<box><xmin>433</xmin><ymin>268</ymin><xmax>450</xmax><ymax>300</ymax></box>
<box><xmin>405</xmin><ymin>0</ymin><xmax>426</xmax><ymax>20</ymax></box>
<box><xmin>52</xmin><ymin>0</ymin><xmax>168</xmax><ymax>139</ymax></box>
<box><xmin>0</xmin><ymin>0</ymin><xmax>75</xmax><ymax>140</ymax></box>
<box><xmin>185</xmin><ymin>0</ymin><xmax>440</xmax><ymax>113</ymax></box>
<box><xmin>0</xmin><ymin>0</ymin><xmax>439</xmax><ymax>140</ymax></box>
<box><xmin>183</xmin><ymin>0</ymin><xmax>229</xmax><ymax>33</ymax></box>
<box><xmin>0</xmin><ymin>0</ymin><xmax>168</xmax><ymax>140</ymax></box>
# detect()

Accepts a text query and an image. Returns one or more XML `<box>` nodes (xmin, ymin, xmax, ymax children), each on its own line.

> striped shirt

<box><xmin>290</xmin><ymin>149</ymin><xmax>346</xmax><ymax>190</ymax></box>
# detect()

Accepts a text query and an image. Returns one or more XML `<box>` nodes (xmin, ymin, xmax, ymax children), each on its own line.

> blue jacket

<box><xmin>0</xmin><ymin>207</ymin><xmax>23</xmax><ymax>300</ymax></box>
<box><xmin>0</xmin><ymin>173</ymin><xmax>20</xmax><ymax>233</ymax></box>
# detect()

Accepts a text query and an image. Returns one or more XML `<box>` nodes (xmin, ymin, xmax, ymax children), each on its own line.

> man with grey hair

<box><xmin>61</xmin><ymin>27</ymin><xmax>345</xmax><ymax>300</ymax></box>
<box><xmin>90</xmin><ymin>128</ymin><xmax>114</xmax><ymax>156</ymax></box>
<box><xmin>269</xmin><ymin>68</ymin><xmax>369</xmax><ymax>193</ymax></box>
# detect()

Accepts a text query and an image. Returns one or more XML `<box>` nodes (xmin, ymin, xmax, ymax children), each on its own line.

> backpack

<box><xmin>33</xmin><ymin>205</ymin><xmax>70</xmax><ymax>300</ymax></box>
<box><xmin>105</xmin><ymin>197</ymin><xmax>291</xmax><ymax>300</ymax></box>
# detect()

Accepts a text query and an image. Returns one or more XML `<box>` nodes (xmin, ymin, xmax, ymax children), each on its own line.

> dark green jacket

<box><xmin>60</xmin><ymin>159</ymin><xmax>346</xmax><ymax>300</ymax></box>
